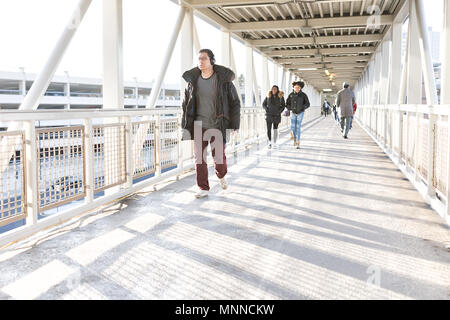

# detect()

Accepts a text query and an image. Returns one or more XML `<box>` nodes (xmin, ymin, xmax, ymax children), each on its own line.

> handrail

<box><xmin>0</xmin><ymin>106</ymin><xmax>270</xmax><ymax>121</ymax></box>
<box><xmin>0</xmin><ymin>105</ymin><xmax>322</xmax><ymax>246</ymax></box>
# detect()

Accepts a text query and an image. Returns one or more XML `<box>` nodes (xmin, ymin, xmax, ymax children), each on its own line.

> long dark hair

<box><xmin>270</xmin><ymin>85</ymin><xmax>279</xmax><ymax>102</ymax></box>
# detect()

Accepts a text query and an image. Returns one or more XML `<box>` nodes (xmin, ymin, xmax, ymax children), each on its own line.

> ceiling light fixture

<box><xmin>301</xmin><ymin>27</ymin><xmax>313</xmax><ymax>35</ymax></box>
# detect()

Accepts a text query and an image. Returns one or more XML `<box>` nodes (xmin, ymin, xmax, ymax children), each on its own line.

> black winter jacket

<box><xmin>263</xmin><ymin>90</ymin><xmax>285</xmax><ymax>124</ymax></box>
<box><xmin>263</xmin><ymin>90</ymin><xmax>285</xmax><ymax>116</ymax></box>
<box><xmin>181</xmin><ymin>65</ymin><xmax>241</xmax><ymax>143</ymax></box>
<box><xmin>286</xmin><ymin>90</ymin><xmax>310</xmax><ymax>114</ymax></box>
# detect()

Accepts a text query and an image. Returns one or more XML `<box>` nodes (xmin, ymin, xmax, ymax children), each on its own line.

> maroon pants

<box><xmin>194</xmin><ymin>128</ymin><xmax>227</xmax><ymax>191</ymax></box>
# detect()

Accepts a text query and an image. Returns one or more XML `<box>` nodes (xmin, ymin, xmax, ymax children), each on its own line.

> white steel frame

<box><xmin>355</xmin><ymin>0</ymin><xmax>450</xmax><ymax>222</ymax></box>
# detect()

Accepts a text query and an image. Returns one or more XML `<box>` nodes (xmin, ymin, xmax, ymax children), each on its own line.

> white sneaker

<box><xmin>219</xmin><ymin>177</ymin><xmax>228</xmax><ymax>190</ymax></box>
<box><xmin>195</xmin><ymin>189</ymin><xmax>209</xmax><ymax>198</ymax></box>
<box><xmin>268</xmin><ymin>142</ymin><xmax>272</xmax><ymax>149</ymax></box>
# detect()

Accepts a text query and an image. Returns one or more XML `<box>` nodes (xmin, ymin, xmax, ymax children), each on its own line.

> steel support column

<box><xmin>103</xmin><ymin>0</ymin><xmax>124</xmax><ymax>109</ymax></box>
<box><xmin>245</xmin><ymin>44</ymin><xmax>254</xmax><ymax>107</ymax></box>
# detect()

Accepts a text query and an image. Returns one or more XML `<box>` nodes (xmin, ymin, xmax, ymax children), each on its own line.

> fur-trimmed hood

<box><xmin>182</xmin><ymin>64</ymin><xmax>235</xmax><ymax>83</ymax></box>
<box><xmin>267</xmin><ymin>90</ymin><xmax>284</xmax><ymax>98</ymax></box>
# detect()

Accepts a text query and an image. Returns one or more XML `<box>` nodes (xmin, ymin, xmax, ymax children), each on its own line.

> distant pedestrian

<box><xmin>323</xmin><ymin>99</ymin><xmax>330</xmax><ymax>117</ymax></box>
<box><xmin>286</xmin><ymin>81</ymin><xmax>310</xmax><ymax>149</ymax></box>
<box><xmin>332</xmin><ymin>104</ymin><xmax>339</xmax><ymax>123</ymax></box>
<box><xmin>335</xmin><ymin>82</ymin><xmax>356</xmax><ymax>139</ymax></box>
<box><xmin>262</xmin><ymin>85</ymin><xmax>285</xmax><ymax>149</ymax></box>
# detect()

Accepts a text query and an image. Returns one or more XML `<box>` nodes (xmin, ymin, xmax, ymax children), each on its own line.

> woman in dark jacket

<box><xmin>262</xmin><ymin>85</ymin><xmax>285</xmax><ymax>148</ymax></box>
<box><xmin>286</xmin><ymin>81</ymin><xmax>310</xmax><ymax>149</ymax></box>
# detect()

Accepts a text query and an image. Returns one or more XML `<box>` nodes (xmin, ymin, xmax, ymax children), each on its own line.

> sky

<box><xmin>0</xmin><ymin>0</ymin><xmax>444</xmax><ymax>85</ymax></box>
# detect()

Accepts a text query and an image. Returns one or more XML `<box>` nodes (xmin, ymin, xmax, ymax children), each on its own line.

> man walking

<box><xmin>332</xmin><ymin>103</ymin><xmax>339</xmax><ymax>123</ymax></box>
<box><xmin>323</xmin><ymin>99</ymin><xmax>330</xmax><ymax>117</ymax></box>
<box><xmin>181</xmin><ymin>49</ymin><xmax>241</xmax><ymax>198</ymax></box>
<box><xmin>335</xmin><ymin>82</ymin><xmax>355</xmax><ymax>139</ymax></box>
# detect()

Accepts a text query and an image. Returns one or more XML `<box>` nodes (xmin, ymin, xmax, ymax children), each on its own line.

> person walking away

<box><xmin>181</xmin><ymin>49</ymin><xmax>241</xmax><ymax>198</ymax></box>
<box><xmin>263</xmin><ymin>85</ymin><xmax>285</xmax><ymax>149</ymax></box>
<box><xmin>286</xmin><ymin>81</ymin><xmax>310</xmax><ymax>149</ymax></box>
<box><xmin>335</xmin><ymin>82</ymin><xmax>355</xmax><ymax>139</ymax></box>
<box><xmin>332</xmin><ymin>103</ymin><xmax>339</xmax><ymax>123</ymax></box>
<box><xmin>323</xmin><ymin>99</ymin><xmax>331</xmax><ymax>117</ymax></box>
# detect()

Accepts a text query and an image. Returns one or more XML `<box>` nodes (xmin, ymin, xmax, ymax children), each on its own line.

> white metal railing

<box><xmin>0</xmin><ymin>106</ymin><xmax>321</xmax><ymax>246</ymax></box>
<box><xmin>356</xmin><ymin>104</ymin><xmax>450</xmax><ymax>225</ymax></box>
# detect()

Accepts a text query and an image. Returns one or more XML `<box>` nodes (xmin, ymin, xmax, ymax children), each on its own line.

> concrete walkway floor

<box><xmin>0</xmin><ymin>116</ymin><xmax>449</xmax><ymax>300</ymax></box>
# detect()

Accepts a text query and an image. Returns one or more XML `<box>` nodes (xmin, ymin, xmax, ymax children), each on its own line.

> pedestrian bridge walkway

<box><xmin>1</xmin><ymin>116</ymin><xmax>449</xmax><ymax>300</ymax></box>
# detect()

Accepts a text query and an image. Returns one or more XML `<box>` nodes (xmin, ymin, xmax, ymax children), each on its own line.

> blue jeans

<box><xmin>333</xmin><ymin>109</ymin><xmax>339</xmax><ymax>122</ymax></box>
<box><xmin>291</xmin><ymin>112</ymin><xmax>305</xmax><ymax>141</ymax></box>
<box><xmin>350</xmin><ymin>116</ymin><xmax>353</xmax><ymax>129</ymax></box>
<box><xmin>340</xmin><ymin>116</ymin><xmax>352</xmax><ymax>137</ymax></box>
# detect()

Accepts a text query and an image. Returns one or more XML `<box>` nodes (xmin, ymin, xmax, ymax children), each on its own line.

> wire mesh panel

<box><xmin>160</xmin><ymin>119</ymin><xmax>179</xmax><ymax>170</ymax></box>
<box><xmin>256</xmin><ymin>112</ymin><xmax>265</xmax><ymax>137</ymax></box>
<box><xmin>407</xmin><ymin>115</ymin><xmax>416</xmax><ymax>167</ymax></box>
<box><xmin>0</xmin><ymin>131</ymin><xmax>26</xmax><ymax>226</ymax></box>
<box><xmin>418</xmin><ymin>118</ymin><xmax>429</xmax><ymax>180</ymax></box>
<box><xmin>263</xmin><ymin>112</ymin><xmax>269</xmax><ymax>134</ymax></box>
<box><xmin>387</xmin><ymin>110</ymin><xmax>392</xmax><ymax>148</ymax></box>
<box><xmin>93</xmin><ymin>124</ymin><xmax>126</xmax><ymax>193</ymax></box>
<box><xmin>401</xmin><ymin>113</ymin><xmax>407</xmax><ymax>160</ymax></box>
<box><xmin>36</xmin><ymin>126</ymin><xmax>85</xmax><ymax>212</ymax></box>
<box><xmin>381</xmin><ymin>110</ymin><xmax>387</xmax><ymax>142</ymax></box>
<box><xmin>376</xmin><ymin>109</ymin><xmax>381</xmax><ymax>139</ymax></box>
<box><xmin>280</xmin><ymin>113</ymin><xmax>289</xmax><ymax>130</ymax></box>
<box><xmin>433</xmin><ymin>121</ymin><xmax>448</xmax><ymax>194</ymax></box>
<box><xmin>132</xmin><ymin>121</ymin><xmax>156</xmax><ymax>179</ymax></box>
<box><xmin>392</xmin><ymin>111</ymin><xmax>399</xmax><ymax>153</ymax></box>
<box><xmin>238</xmin><ymin>113</ymin><xmax>249</xmax><ymax>143</ymax></box>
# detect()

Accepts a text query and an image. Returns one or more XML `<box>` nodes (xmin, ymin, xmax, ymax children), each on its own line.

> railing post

<box><xmin>427</xmin><ymin>109</ymin><xmax>437</xmax><ymax>197</ymax></box>
<box><xmin>372</xmin><ymin>107</ymin><xmax>375</xmax><ymax>134</ymax></box>
<box><xmin>177</xmin><ymin>112</ymin><xmax>183</xmax><ymax>179</ymax></box>
<box><xmin>24</xmin><ymin>120</ymin><xmax>38</xmax><ymax>225</ymax></box>
<box><xmin>245</xmin><ymin>111</ymin><xmax>249</xmax><ymax>145</ymax></box>
<box><xmin>365</xmin><ymin>107</ymin><xmax>368</xmax><ymax>129</ymax></box>
<box><xmin>446</xmin><ymin>111</ymin><xmax>450</xmax><ymax>216</ymax></box>
<box><xmin>83</xmin><ymin>118</ymin><xmax>94</xmax><ymax>203</ymax></box>
<box><xmin>375</xmin><ymin>107</ymin><xmax>378</xmax><ymax>139</ymax></box>
<box><xmin>405</xmin><ymin>110</ymin><xmax>410</xmax><ymax>167</ymax></box>
<box><xmin>249</xmin><ymin>111</ymin><xmax>254</xmax><ymax>144</ymax></box>
<box><xmin>154</xmin><ymin>114</ymin><xmax>161</xmax><ymax>177</ymax></box>
<box><xmin>124</xmin><ymin>116</ymin><xmax>133</xmax><ymax>188</ymax></box>
<box><xmin>414</xmin><ymin>106</ymin><xmax>420</xmax><ymax>181</ymax></box>
<box><xmin>253</xmin><ymin>111</ymin><xmax>258</xmax><ymax>143</ymax></box>
<box><xmin>384</xmin><ymin>106</ymin><xmax>388</xmax><ymax>148</ymax></box>
<box><xmin>389</xmin><ymin>107</ymin><xmax>394</xmax><ymax>152</ymax></box>
<box><xmin>397</xmin><ymin>107</ymin><xmax>404</xmax><ymax>165</ymax></box>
